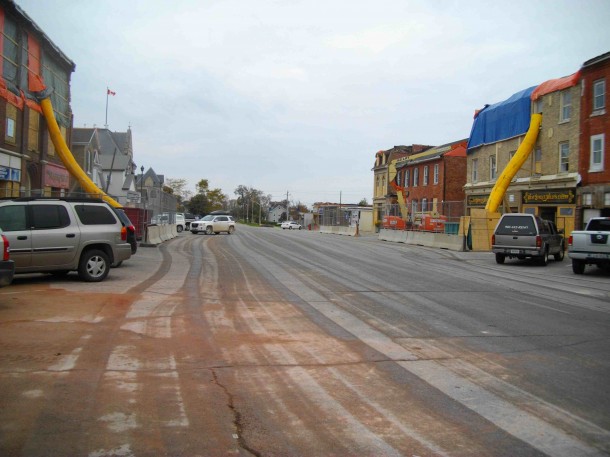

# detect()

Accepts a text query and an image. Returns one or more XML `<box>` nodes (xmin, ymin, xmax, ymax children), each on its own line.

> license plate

<box><xmin>510</xmin><ymin>249</ymin><xmax>520</xmax><ymax>254</ymax></box>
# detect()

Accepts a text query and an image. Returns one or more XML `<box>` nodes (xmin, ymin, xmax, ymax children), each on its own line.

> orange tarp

<box><xmin>531</xmin><ymin>71</ymin><xmax>580</xmax><ymax>101</ymax></box>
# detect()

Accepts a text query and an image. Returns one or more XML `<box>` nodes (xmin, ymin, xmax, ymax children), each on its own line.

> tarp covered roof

<box><xmin>531</xmin><ymin>72</ymin><xmax>580</xmax><ymax>101</ymax></box>
<box><xmin>466</xmin><ymin>86</ymin><xmax>536</xmax><ymax>151</ymax></box>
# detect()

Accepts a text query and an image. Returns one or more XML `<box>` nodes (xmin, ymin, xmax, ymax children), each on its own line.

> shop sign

<box><xmin>467</xmin><ymin>194</ymin><xmax>488</xmax><ymax>207</ymax></box>
<box><xmin>522</xmin><ymin>189</ymin><xmax>575</xmax><ymax>205</ymax></box>
<box><xmin>0</xmin><ymin>166</ymin><xmax>21</xmax><ymax>182</ymax></box>
<box><xmin>44</xmin><ymin>163</ymin><xmax>70</xmax><ymax>189</ymax></box>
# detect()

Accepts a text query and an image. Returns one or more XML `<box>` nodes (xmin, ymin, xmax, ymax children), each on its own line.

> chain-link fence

<box><xmin>384</xmin><ymin>201</ymin><xmax>465</xmax><ymax>222</ymax></box>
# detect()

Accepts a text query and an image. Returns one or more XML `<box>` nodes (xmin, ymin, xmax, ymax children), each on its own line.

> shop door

<box><xmin>540</xmin><ymin>207</ymin><xmax>557</xmax><ymax>223</ymax></box>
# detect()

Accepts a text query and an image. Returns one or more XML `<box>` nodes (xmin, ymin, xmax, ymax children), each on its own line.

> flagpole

<box><xmin>105</xmin><ymin>87</ymin><xmax>109</xmax><ymax>129</ymax></box>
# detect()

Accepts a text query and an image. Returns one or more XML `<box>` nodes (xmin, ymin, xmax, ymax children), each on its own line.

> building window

<box><xmin>413</xmin><ymin>168</ymin><xmax>419</xmax><ymax>187</ymax></box>
<box><xmin>472</xmin><ymin>158</ymin><xmax>478</xmax><ymax>182</ymax></box>
<box><xmin>590</xmin><ymin>134</ymin><xmax>605</xmax><ymax>172</ymax></box>
<box><xmin>85</xmin><ymin>150</ymin><xmax>92</xmax><ymax>174</ymax></box>
<box><xmin>433</xmin><ymin>164</ymin><xmax>439</xmax><ymax>184</ymax></box>
<box><xmin>405</xmin><ymin>169</ymin><xmax>410</xmax><ymax>187</ymax></box>
<box><xmin>605</xmin><ymin>193</ymin><xmax>610</xmax><ymax>206</ymax></box>
<box><xmin>5</xmin><ymin>104</ymin><xmax>17</xmax><ymax>144</ymax></box>
<box><xmin>396</xmin><ymin>170</ymin><xmax>401</xmax><ymax>187</ymax></box>
<box><xmin>422</xmin><ymin>198</ymin><xmax>427</xmax><ymax>212</ymax></box>
<box><xmin>423</xmin><ymin>166</ymin><xmax>429</xmax><ymax>185</ymax></box>
<box><xmin>593</xmin><ymin>79</ymin><xmax>605</xmax><ymax>111</ymax></box>
<box><xmin>2</xmin><ymin>15</ymin><xmax>19</xmax><ymax>84</ymax></box>
<box><xmin>560</xmin><ymin>89</ymin><xmax>571</xmax><ymax>122</ymax></box>
<box><xmin>582</xmin><ymin>193</ymin><xmax>592</xmax><ymax>206</ymax></box>
<box><xmin>559</xmin><ymin>142</ymin><xmax>569</xmax><ymax>173</ymax></box>
<box><xmin>490</xmin><ymin>156</ymin><xmax>497</xmax><ymax>180</ymax></box>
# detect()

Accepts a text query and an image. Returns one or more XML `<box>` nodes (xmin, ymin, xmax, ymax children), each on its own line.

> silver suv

<box><xmin>0</xmin><ymin>198</ymin><xmax>132</xmax><ymax>281</ymax></box>
<box><xmin>190</xmin><ymin>214</ymin><xmax>236</xmax><ymax>235</ymax></box>
<box><xmin>491</xmin><ymin>213</ymin><xmax>565</xmax><ymax>265</ymax></box>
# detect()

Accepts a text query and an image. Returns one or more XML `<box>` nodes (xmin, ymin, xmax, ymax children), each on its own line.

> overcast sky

<box><xmin>15</xmin><ymin>0</ymin><xmax>610</xmax><ymax>206</ymax></box>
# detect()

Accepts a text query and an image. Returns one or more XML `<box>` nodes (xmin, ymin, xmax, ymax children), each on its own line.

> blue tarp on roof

<box><xmin>467</xmin><ymin>86</ymin><xmax>536</xmax><ymax>152</ymax></box>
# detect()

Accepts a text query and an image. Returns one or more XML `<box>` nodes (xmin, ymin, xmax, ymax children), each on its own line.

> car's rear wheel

<box><xmin>78</xmin><ymin>249</ymin><xmax>110</xmax><ymax>282</ymax></box>
<box><xmin>495</xmin><ymin>253</ymin><xmax>505</xmax><ymax>264</ymax></box>
<box><xmin>177</xmin><ymin>225</ymin><xmax>183</xmax><ymax>233</ymax></box>
<box><xmin>554</xmin><ymin>246</ymin><xmax>565</xmax><ymax>261</ymax></box>
<box><xmin>538</xmin><ymin>249</ymin><xmax>549</xmax><ymax>266</ymax></box>
<box><xmin>228</xmin><ymin>226</ymin><xmax>235</xmax><ymax>235</ymax></box>
<box><xmin>572</xmin><ymin>259</ymin><xmax>585</xmax><ymax>274</ymax></box>
<box><xmin>206</xmin><ymin>226</ymin><xmax>214</xmax><ymax>235</ymax></box>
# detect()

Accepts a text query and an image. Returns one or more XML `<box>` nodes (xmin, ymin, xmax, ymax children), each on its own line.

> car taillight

<box><xmin>536</xmin><ymin>235</ymin><xmax>542</xmax><ymax>248</ymax></box>
<box><xmin>491</xmin><ymin>234</ymin><xmax>495</xmax><ymax>245</ymax></box>
<box><xmin>2</xmin><ymin>234</ymin><xmax>9</xmax><ymax>261</ymax></box>
<box><xmin>121</xmin><ymin>226</ymin><xmax>127</xmax><ymax>241</ymax></box>
<box><xmin>568</xmin><ymin>235</ymin><xmax>573</xmax><ymax>246</ymax></box>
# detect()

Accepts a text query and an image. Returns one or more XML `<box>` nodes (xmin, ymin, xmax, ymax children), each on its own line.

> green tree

<box><xmin>358</xmin><ymin>198</ymin><xmax>369</xmax><ymax>206</ymax></box>
<box><xmin>187</xmin><ymin>179</ymin><xmax>227</xmax><ymax>215</ymax></box>
<box><xmin>234</xmin><ymin>185</ymin><xmax>271</xmax><ymax>222</ymax></box>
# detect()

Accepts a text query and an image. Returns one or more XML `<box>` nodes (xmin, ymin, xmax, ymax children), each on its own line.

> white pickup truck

<box><xmin>568</xmin><ymin>217</ymin><xmax>610</xmax><ymax>274</ymax></box>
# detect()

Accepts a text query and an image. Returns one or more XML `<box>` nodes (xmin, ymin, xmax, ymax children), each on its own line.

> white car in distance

<box><xmin>281</xmin><ymin>221</ymin><xmax>302</xmax><ymax>230</ymax></box>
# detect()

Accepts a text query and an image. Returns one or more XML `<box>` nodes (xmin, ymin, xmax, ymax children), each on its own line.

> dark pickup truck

<box><xmin>492</xmin><ymin>213</ymin><xmax>565</xmax><ymax>265</ymax></box>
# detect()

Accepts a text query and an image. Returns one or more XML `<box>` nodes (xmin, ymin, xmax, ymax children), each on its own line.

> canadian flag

<box><xmin>107</xmin><ymin>89</ymin><xmax>116</xmax><ymax>96</ymax></box>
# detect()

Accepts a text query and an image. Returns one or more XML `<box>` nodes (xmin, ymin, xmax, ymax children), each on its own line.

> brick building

<box><xmin>372</xmin><ymin>144</ymin><xmax>432</xmax><ymax>226</ymax></box>
<box><xmin>0</xmin><ymin>0</ymin><xmax>75</xmax><ymax>198</ymax></box>
<box><xmin>577</xmin><ymin>51</ymin><xmax>610</xmax><ymax>225</ymax></box>
<box><xmin>393</xmin><ymin>139</ymin><xmax>467</xmax><ymax>222</ymax></box>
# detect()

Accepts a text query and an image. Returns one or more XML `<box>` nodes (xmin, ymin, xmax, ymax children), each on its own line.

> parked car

<box><xmin>113</xmin><ymin>208</ymin><xmax>137</xmax><ymax>254</ymax></box>
<box><xmin>0</xmin><ymin>228</ymin><xmax>15</xmax><ymax>287</ymax></box>
<box><xmin>568</xmin><ymin>217</ymin><xmax>610</xmax><ymax>274</ymax></box>
<box><xmin>0</xmin><ymin>198</ymin><xmax>132</xmax><ymax>282</ymax></box>
<box><xmin>281</xmin><ymin>221</ymin><xmax>302</xmax><ymax>230</ymax></box>
<box><xmin>491</xmin><ymin>213</ymin><xmax>564</xmax><ymax>265</ymax></box>
<box><xmin>175</xmin><ymin>213</ymin><xmax>186</xmax><ymax>232</ymax></box>
<box><xmin>190</xmin><ymin>214</ymin><xmax>236</xmax><ymax>235</ymax></box>
<box><xmin>184</xmin><ymin>213</ymin><xmax>196</xmax><ymax>229</ymax></box>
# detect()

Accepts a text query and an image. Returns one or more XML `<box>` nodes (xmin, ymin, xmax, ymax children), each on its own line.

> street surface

<box><xmin>1</xmin><ymin>225</ymin><xmax>609</xmax><ymax>457</ymax></box>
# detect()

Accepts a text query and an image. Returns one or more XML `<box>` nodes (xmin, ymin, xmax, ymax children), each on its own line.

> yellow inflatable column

<box><xmin>485</xmin><ymin>113</ymin><xmax>542</xmax><ymax>213</ymax></box>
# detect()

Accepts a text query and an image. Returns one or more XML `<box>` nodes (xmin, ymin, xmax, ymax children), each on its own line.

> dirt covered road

<box><xmin>1</xmin><ymin>227</ymin><xmax>609</xmax><ymax>456</ymax></box>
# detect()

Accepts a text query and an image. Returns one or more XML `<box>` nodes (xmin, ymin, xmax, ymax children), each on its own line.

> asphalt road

<box><xmin>1</xmin><ymin>225</ymin><xmax>609</xmax><ymax>456</ymax></box>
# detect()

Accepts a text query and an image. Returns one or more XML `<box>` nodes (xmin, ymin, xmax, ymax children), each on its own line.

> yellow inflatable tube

<box><xmin>388</xmin><ymin>159</ymin><xmax>409</xmax><ymax>221</ymax></box>
<box><xmin>39</xmin><ymin>97</ymin><xmax>122</xmax><ymax>208</ymax></box>
<box><xmin>485</xmin><ymin>113</ymin><xmax>542</xmax><ymax>213</ymax></box>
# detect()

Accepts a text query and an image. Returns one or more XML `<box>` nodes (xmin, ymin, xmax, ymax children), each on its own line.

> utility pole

<box><xmin>286</xmin><ymin>190</ymin><xmax>289</xmax><ymax>221</ymax></box>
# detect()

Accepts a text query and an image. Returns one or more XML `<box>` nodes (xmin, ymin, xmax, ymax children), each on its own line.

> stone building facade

<box><xmin>464</xmin><ymin>73</ymin><xmax>581</xmax><ymax>235</ymax></box>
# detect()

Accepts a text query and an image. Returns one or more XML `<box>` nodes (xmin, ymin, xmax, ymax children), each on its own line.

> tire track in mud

<box><xmin>10</xmin><ymin>241</ymin><xmax>176</xmax><ymax>456</ymax></box>
<box><xmin>200</xmin><ymin>235</ymin><xmax>514</xmax><ymax>456</ymax></box>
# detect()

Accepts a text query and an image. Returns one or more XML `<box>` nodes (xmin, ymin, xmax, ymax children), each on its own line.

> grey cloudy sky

<box><xmin>15</xmin><ymin>0</ymin><xmax>610</xmax><ymax>206</ymax></box>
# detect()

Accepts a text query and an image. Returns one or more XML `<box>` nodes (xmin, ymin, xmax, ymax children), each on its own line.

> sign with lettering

<box><xmin>44</xmin><ymin>163</ymin><xmax>70</xmax><ymax>189</ymax></box>
<box><xmin>0</xmin><ymin>166</ymin><xmax>21</xmax><ymax>182</ymax></box>
<box><xmin>467</xmin><ymin>194</ymin><xmax>488</xmax><ymax>207</ymax></box>
<box><xmin>522</xmin><ymin>189</ymin><xmax>575</xmax><ymax>205</ymax></box>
